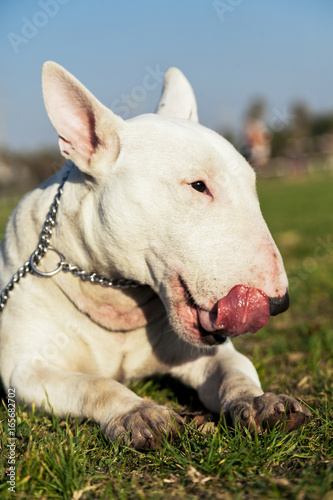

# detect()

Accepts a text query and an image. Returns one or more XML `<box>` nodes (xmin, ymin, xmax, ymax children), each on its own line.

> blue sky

<box><xmin>0</xmin><ymin>0</ymin><xmax>332</xmax><ymax>151</ymax></box>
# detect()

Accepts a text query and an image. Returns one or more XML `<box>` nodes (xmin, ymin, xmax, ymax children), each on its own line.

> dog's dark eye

<box><xmin>191</xmin><ymin>181</ymin><xmax>207</xmax><ymax>193</ymax></box>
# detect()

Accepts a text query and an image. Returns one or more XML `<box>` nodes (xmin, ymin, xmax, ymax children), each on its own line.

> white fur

<box><xmin>0</xmin><ymin>63</ymin><xmax>289</xmax><ymax>439</ymax></box>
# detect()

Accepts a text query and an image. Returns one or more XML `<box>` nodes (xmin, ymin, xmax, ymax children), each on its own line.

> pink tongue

<box><xmin>198</xmin><ymin>285</ymin><xmax>270</xmax><ymax>337</ymax></box>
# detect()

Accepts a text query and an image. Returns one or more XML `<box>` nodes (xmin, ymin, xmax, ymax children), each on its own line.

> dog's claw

<box><xmin>241</xmin><ymin>408</ymin><xmax>250</xmax><ymax>420</ymax></box>
<box><xmin>142</xmin><ymin>428</ymin><xmax>154</xmax><ymax>439</ymax></box>
<box><xmin>227</xmin><ymin>393</ymin><xmax>311</xmax><ymax>433</ymax></box>
<box><xmin>276</xmin><ymin>402</ymin><xmax>285</xmax><ymax>414</ymax></box>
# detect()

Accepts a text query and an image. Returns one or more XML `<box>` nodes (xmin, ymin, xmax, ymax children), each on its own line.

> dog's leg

<box><xmin>9</xmin><ymin>362</ymin><xmax>183</xmax><ymax>449</ymax></box>
<box><xmin>170</xmin><ymin>340</ymin><xmax>311</xmax><ymax>432</ymax></box>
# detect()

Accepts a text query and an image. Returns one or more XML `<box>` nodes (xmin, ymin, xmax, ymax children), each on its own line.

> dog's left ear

<box><xmin>42</xmin><ymin>61</ymin><xmax>124</xmax><ymax>176</ymax></box>
<box><xmin>156</xmin><ymin>67</ymin><xmax>198</xmax><ymax>122</ymax></box>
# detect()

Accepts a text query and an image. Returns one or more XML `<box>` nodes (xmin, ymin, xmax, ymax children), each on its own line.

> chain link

<box><xmin>0</xmin><ymin>168</ymin><xmax>139</xmax><ymax>312</ymax></box>
<box><xmin>0</xmin><ymin>260</ymin><xmax>31</xmax><ymax>312</ymax></box>
<box><xmin>60</xmin><ymin>261</ymin><xmax>139</xmax><ymax>288</ymax></box>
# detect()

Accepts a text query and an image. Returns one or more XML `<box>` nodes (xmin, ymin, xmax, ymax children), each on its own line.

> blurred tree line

<box><xmin>1</xmin><ymin>101</ymin><xmax>333</xmax><ymax>193</ymax></box>
<box><xmin>222</xmin><ymin>100</ymin><xmax>333</xmax><ymax>174</ymax></box>
<box><xmin>270</xmin><ymin>102</ymin><xmax>333</xmax><ymax>157</ymax></box>
<box><xmin>0</xmin><ymin>148</ymin><xmax>63</xmax><ymax>193</ymax></box>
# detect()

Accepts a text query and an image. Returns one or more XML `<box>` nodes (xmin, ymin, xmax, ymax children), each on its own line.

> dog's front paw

<box><xmin>228</xmin><ymin>392</ymin><xmax>311</xmax><ymax>433</ymax></box>
<box><xmin>104</xmin><ymin>400</ymin><xmax>184</xmax><ymax>449</ymax></box>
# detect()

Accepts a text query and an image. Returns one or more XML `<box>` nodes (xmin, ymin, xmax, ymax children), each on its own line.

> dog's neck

<box><xmin>37</xmin><ymin>167</ymin><xmax>166</xmax><ymax>332</ymax></box>
<box><xmin>54</xmin><ymin>272</ymin><xmax>165</xmax><ymax>332</ymax></box>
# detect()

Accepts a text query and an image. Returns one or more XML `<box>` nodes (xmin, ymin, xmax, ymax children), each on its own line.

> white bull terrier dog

<box><xmin>0</xmin><ymin>62</ymin><xmax>311</xmax><ymax>449</ymax></box>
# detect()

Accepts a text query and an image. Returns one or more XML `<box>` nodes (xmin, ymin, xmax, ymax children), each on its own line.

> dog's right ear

<box><xmin>42</xmin><ymin>61</ymin><xmax>124</xmax><ymax>176</ymax></box>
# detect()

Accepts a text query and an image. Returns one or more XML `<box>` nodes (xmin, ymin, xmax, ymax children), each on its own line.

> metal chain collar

<box><xmin>0</xmin><ymin>168</ymin><xmax>139</xmax><ymax>313</ymax></box>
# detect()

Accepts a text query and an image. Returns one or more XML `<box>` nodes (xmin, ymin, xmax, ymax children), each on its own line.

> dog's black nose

<box><xmin>269</xmin><ymin>292</ymin><xmax>289</xmax><ymax>316</ymax></box>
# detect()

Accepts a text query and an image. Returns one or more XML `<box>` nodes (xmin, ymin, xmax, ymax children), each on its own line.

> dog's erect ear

<box><xmin>42</xmin><ymin>61</ymin><xmax>124</xmax><ymax>174</ymax></box>
<box><xmin>156</xmin><ymin>67</ymin><xmax>198</xmax><ymax>122</ymax></box>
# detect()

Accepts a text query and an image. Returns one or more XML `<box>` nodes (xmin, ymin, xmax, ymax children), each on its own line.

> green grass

<box><xmin>0</xmin><ymin>173</ymin><xmax>333</xmax><ymax>499</ymax></box>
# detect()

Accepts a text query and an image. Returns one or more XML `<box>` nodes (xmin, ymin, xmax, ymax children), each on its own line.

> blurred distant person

<box><xmin>241</xmin><ymin>100</ymin><xmax>271</xmax><ymax>168</ymax></box>
<box><xmin>243</xmin><ymin>116</ymin><xmax>271</xmax><ymax>168</ymax></box>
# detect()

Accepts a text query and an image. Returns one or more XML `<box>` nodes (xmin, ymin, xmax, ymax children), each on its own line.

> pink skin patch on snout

<box><xmin>197</xmin><ymin>285</ymin><xmax>270</xmax><ymax>337</ymax></box>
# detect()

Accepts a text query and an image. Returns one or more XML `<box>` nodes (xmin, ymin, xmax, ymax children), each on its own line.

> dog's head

<box><xmin>42</xmin><ymin>62</ymin><xmax>288</xmax><ymax>346</ymax></box>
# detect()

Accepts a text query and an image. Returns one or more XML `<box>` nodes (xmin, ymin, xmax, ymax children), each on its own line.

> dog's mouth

<box><xmin>174</xmin><ymin>278</ymin><xmax>271</xmax><ymax>346</ymax></box>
